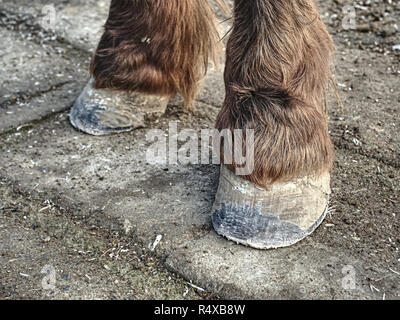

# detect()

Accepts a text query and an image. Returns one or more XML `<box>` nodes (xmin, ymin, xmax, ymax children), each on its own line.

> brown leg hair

<box><xmin>216</xmin><ymin>0</ymin><xmax>335</xmax><ymax>188</ymax></box>
<box><xmin>90</xmin><ymin>0</ymin><xmax>223</xmax><ymax>109</ymax></box>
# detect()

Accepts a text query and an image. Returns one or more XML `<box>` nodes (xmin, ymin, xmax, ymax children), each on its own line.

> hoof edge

<box><xmin>212</xmin><ymin>166</ymin><xmax>331</xmax><ymax>249</ymax></box>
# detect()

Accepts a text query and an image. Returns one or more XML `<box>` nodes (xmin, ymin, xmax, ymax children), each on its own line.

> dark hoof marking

<box><xmin>213</xmin><ymin>202</ymin><xmax>328</xmax><ymax>249</ymax></box>
<box><xmin>70</xmin><ymin>78</ymin><xmax>169</xmax><ymax>136</ymax></box>
<box><xmin>70</xmin><ymin>100</ymin><xmax>135</xmax><ymax>136</ymax></box>
<box><xmin>211</xmin><ymin>166</ymin><xmax>331</xmax><ymax>249</ymax></box>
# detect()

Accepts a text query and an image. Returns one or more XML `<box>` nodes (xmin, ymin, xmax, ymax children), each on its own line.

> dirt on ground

<box><xmin>318</xmin><ymin>0</ymin><xmax>400</xmax><ymax>292</ymax></box>
<box><xmin>0</xmin><ymin>178</ymin><xmax>215</xmax><ymax>300</ymax></box>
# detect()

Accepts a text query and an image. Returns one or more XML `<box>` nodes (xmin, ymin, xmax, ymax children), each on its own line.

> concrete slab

<box><xmin>165</xmin><ymin>235</ymin><xmax>370</xmax><ymax>299</ymax></box>
<box><xmin>0</xmin><ymin>182</ymin><xmax>203</xmax><ymax>300</ymax></box>
<box><xmin>0</xmin><ymin>0</ymin><xmax>108</xmax><ymax>52</ymax></box>
<box><xmin>1</xmin><ymin>104</ymin><xmax>398</xmax><ymax>299</ymax></box>
<box><xmin>0</xmin><ymin>82</ymin><xmax>84</xmax><ymax>134</ymax></box>
<box><xmin>0</xmin><ymin>28</ymin><xmax>79</xmax><ymax>103</ymax></box>
<box><xmin>0</xmin><ymin>27</ymin><xmax>89</xmax><ymax>133</ymax></box>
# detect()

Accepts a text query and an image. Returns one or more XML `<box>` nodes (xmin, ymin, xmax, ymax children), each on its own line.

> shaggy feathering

<box><xmin>216</xmin><ymin>0</ymin><xmax>335</xmax><ymax>187</ymax></box>
<box><xmin>91</xmin><ymin>0</ymin><xmax>226</xmax><ymax>109</ymax></box>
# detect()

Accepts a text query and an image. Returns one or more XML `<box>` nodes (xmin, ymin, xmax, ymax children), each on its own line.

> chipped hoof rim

<box><xmin>212</xmin><ymin>166</ymin><xmax>331</xmax><ymax>249</ymax></box>
<box><xmin>70</xmin><ymin>78</ymin><xmax>170</xmax><ymax>136</ymax></box>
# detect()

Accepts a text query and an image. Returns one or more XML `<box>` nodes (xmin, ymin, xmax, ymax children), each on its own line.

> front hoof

<box><xmin>212</xmin><ymin>166</ymin><xmax>331</xmax><ymax>249</ymax></box>
<box><xmin>70</xmin><ymin>78</ymin><xmax>170</xmax><ymax>136</ymax></box>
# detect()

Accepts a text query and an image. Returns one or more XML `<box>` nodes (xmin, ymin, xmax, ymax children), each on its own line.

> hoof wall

<box><xmin>70</xmin><ymin>78</ymin><xmax>169</xmax><ymax>136</ymax></box>
<box><xmin>212</xmin><ymin>166</ymin><xmax>331</xmax><ymax>249</ymax></box>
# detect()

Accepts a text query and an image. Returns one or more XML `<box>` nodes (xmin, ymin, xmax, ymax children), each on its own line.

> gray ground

<box><xmin>0</xmin><ymin>0</ymin><xmax>399</xmax><ymax>300</ymax></box>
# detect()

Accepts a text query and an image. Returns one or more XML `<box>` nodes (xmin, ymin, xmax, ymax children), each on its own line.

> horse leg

<box><xmin>212</xmin><ymin>0</ymin><xmax>335</xmax><ymax>249</ymax></box>
<box><xmin>70</xmin><ymin>0</ymin><xmax>221</xmax><ymax>135</ymax></box>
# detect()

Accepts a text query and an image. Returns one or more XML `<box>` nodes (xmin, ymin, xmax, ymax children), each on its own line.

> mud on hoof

<box><xmin>212</xmin><ymin>166</ymin><xmax>331</xmax><ymax>249</ymax></box>
<box><xmin>70</xmin><ymin>78</ymin><xmax>170</xmax><ymax>136</ymax></box>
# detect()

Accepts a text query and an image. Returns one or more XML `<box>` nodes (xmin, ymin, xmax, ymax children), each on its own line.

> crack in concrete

<box><xmin>0</xmin><ymin>81</ymin><xmax>75</xmax><ymax>110</ymax></box>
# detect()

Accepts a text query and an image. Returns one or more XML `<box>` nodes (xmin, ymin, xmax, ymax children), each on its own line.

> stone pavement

<box><xmin>0</xmin><ymin>0</ymin><xmax>399</xmax><ymax>299</ymax></box>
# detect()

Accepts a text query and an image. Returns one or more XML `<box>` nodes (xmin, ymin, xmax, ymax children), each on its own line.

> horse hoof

<box><xmin>212</xmin><ymin>165</ymin><xmax>331</xmax><ymax>249</ymax></box>
<box><xmin>70</xmin><ymin>78</ymin><xmax>170</xmax><ymax>136</ymax></box>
